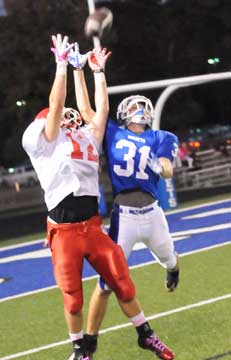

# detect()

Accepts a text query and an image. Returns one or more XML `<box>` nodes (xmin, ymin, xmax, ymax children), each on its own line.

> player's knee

<box><xmin>63</xmin><ymin>289</ymin><xmax>83</xmax><ymax>313</ymax></box>
<box><xmin>115</xmin><ymin>277</ymin><xmax>136</xmax><ymax>302</ymax></box>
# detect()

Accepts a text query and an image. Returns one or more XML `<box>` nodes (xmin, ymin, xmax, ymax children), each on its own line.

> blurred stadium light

<box><xmin>157</xmin><ymin>0</ymin><xmax>171</xmax><ymax>4</ymax></box>
<box><xmin>208</xmin><ymin>57</ymin><xmax>220</xmax><ymax>65</ymax></box>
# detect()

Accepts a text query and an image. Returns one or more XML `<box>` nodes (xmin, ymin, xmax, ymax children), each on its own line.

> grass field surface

<box><xmin>0</xmin><ymin>194</ymin><xmax>230</xmax><ymax>360</ymax></box>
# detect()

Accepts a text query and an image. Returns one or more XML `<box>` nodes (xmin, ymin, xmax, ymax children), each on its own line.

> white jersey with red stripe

<box><xmin>22</xmin><ymin>115</ymin><xmax>100</xmax><ymax>211</ymax></box>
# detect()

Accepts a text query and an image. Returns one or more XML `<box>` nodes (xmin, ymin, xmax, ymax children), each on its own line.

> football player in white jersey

<box><xmin>68</xmin><ymin>44</ymin><xmax>179</xmax><ymax>360</ymax></box>
<box><xmin>22</xmin><ymin>35</ymin><xmax>174</xmax><ymax>360</ymax></box>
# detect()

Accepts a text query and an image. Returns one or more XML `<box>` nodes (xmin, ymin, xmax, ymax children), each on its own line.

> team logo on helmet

<box><xmin>116</xmin><ymin>95</ymin><xmax>155</xmax><ymax>127</ymax></box>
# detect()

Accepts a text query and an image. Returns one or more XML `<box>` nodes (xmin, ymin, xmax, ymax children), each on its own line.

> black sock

<box><xmin>84</xmin><ymin>333</ymin><xmax>98</xmax><ymax>353</ymax></box>
<box><xmin>136</xmin><ymin>322</ymin><xmax>153</xmax><ymax>338</ymax></box>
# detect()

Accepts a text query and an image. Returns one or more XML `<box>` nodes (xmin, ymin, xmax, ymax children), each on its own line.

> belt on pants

<box><xmin>117</xmin><ymin>202</ymin><xmax>157</xmax><ymax>215</ymax></box>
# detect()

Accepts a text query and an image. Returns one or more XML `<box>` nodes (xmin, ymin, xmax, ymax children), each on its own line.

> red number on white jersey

<box><xmin>66</xmin><ymin>133</ymin><xmax>98</xmax><ymax>162</ymax></box>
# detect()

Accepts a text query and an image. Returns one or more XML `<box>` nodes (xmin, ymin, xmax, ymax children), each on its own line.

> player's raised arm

<box><xmin>87</xmin><ymin>47</ymin><xmax>111</xmax><ymax>144</ymax></box>
<box><xmin>45</xmin><ymin>34</ymin><xmax>73</xmax><ymax>142</ymax></box>
<box><xmin>68</xmin><ymin>43</ymin><xmax>95</xmax><ymax>123</ymax></box>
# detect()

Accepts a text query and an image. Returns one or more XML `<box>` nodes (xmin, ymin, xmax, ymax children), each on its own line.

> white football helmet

<box><xmin>60</xmin><ymin>107</ymin><xmax>82</xmax><ymax>129</ymax></box>
<box><xmin>116</xmin><ymin>95</ymin><xmax>155</xmax><ymax>127</ymax></box>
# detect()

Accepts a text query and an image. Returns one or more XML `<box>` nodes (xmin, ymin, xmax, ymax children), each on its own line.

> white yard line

<box><xmin>0</xmin><ymin>238</ymin><xmax>44</xmax><ymax>251</ymax></box>
<box><xmin>171</xmin><ymin>222</ymin><xmax>231</xmax><ymax>237</ymax></box>
<box><xmin>0</xmin><ymin>248</ymin><xmax>51</xmax><ymax>263</ymax></box>
<box><xmin>182</xmin><ymin>207</ymin><xmax>231</xmax><ymax>219</ymax></box>
<box><xmin>165</xmin><ymin>198</ymin><xmax>231</xmax><ymax>215</ymax></box>
<box><xmin>1</xmin><ymin>292</ymin><xmax>231</xmax><ymax>360</ymax></box>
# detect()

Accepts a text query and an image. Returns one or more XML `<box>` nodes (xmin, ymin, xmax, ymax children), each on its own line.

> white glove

<box><xmin>68</xmin><ymin>42</ymin><xmax>90</xmax><ymax>69</ymax></box>
<box><xmin>147</xmin><ymin>152</ymin><xmax>163</xmax><ymax>175</ymax></box>
<box><xmin>88</xmin><ymin>47</ymin><xmax>111</xmax><ymax>72</ymax></box>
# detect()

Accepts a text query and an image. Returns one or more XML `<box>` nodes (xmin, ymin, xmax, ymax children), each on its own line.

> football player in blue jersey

<box><xmin>68</xmin><ymin>44</ymin><xmax>177</xmax><ymax>360</ymax></box>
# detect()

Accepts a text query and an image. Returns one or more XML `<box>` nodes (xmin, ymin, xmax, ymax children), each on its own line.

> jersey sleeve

<box><xmin>22</xmin><ymin>118</ymin><xmax>54</xmax><ymax>158</ymax></box>
<box><xmin>155</xmin><ymin>130</ymin><xmax>179</xmax><ymax>161</ymax></box>
<box><xmin>104</xmin><ymin>118</ymin><xmax>118</xmax><ymax>144</ymax></box>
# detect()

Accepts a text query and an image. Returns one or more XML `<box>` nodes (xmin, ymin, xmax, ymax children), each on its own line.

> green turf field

<box><xmin>0</xmin><ymin>193</ymin><xmax>230</xmax><ymax>360</ymax></box>
<box><xmin>0</xmin><ymin>243</ymin><xmax>231</xmax><ymax>360</ymax></box>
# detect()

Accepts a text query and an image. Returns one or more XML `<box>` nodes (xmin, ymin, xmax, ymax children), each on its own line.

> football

<box><xmin>84</xmin><ymin>7</ymin><xmax>113</xmax><ymax>39</ymax></box>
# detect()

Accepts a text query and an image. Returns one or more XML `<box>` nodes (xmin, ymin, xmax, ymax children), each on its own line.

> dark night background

<box><xmin>0</xmin><ymin>0</ymin><xmax>231</xmax><ymax>167</ymax></box>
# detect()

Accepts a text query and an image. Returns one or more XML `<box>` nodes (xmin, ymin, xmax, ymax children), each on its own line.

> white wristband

<box><xmin>56</xmin><ymin>62</ymin><xmax>67</xmax><ymax>75</ymax></box>
<box><xmin>93</xmin><ymin>71</ymin><xmax>106</xmax><ymax>83</ymax></box>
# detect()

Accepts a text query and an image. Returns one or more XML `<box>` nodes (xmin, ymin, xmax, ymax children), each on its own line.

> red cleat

<box><xmin>138</xmin><ymin>333</ymin><xmax>174</xmax><ymax>360</ymax></box>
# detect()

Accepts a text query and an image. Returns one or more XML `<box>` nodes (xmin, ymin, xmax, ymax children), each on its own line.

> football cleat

<box><xmin>166</xmin><ymin>255</ymin><xmax>179</xmax><ymax>292</ymax></box>
<box><xmin>68</xmin><ymin>339</ymin><xmax>93</xmax><ymax>360</ymax></box>
<box><xmin>138</xmin><ymin>333</ymin><xmax>174</xmax><ymax>360</ymax></box>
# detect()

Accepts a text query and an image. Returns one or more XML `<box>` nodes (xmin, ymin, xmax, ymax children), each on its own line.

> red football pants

<box><xmin>47</xmin><ymin>215</ymin><xmax>135</xmax><ymax>313</ymax></box>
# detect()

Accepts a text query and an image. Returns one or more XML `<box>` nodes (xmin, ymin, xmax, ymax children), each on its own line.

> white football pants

<box><xmin>109</xmin><ymin>201</ymin><xmax>177</xmax><ymax>270</ymax></box>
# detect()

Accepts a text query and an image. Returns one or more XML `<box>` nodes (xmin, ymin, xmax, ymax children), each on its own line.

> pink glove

<box><xmin>51</xmin><ymin>34</ymin><xmax>74</xmax><ymax>63</ymax></box>
<box><xmin>88</xmin><ymin>47</ymin><xmax>111</xmax><ymax>72</ymax></box>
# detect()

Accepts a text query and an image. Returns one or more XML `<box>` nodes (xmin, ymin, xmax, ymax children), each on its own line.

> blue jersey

<box><xmin>104</xmin><ymin>118</ymin><xmax>179</xmax><ymax>199</ymax></box>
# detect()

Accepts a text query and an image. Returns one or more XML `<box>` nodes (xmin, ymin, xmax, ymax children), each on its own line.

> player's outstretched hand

<box><xmin>88</xmin><ymin>47</ymin><xmax>111</xmax><ymax>72</ymax></box>
<box><xmin>68</xmin><ymin>42</ymin><xmax>90</xmax><ymax>69</ymax></box>
<box><xmin>51</xmin><ymin>34</ymin><xmax>74</xmax><ymax>63</ymax></box>
<box><xmin>147</xmin><ymin>152</ymin><xmax>163</xmax><ymax>175</ymax></box>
